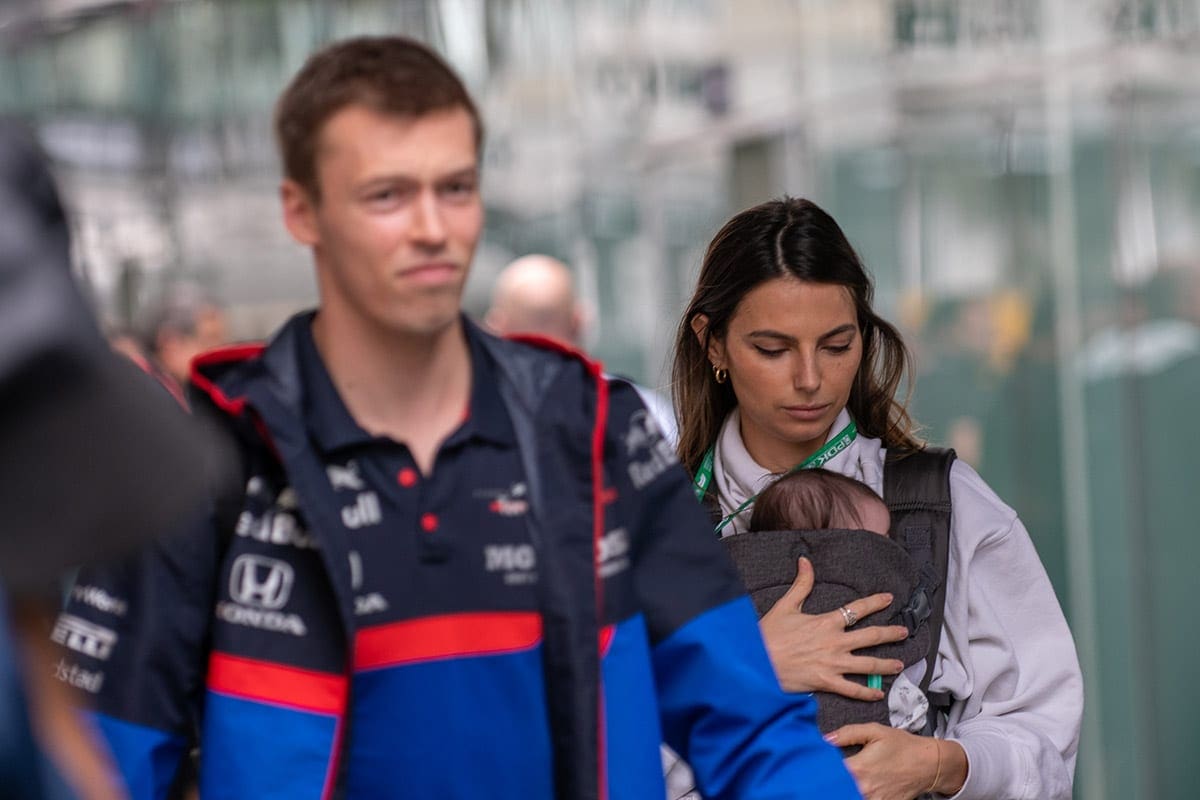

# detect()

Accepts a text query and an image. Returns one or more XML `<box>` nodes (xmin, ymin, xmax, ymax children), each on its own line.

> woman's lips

<box><xmin>782</xmin><ymin>404</ymin><xmax>830</xmax><ymax>422</ymax></box>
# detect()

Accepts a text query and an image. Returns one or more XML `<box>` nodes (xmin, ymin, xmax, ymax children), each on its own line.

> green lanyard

<box><xmin>693</xmin><ymin>420</ymin><xmax>858</xmax><ymax>535</ymax></box>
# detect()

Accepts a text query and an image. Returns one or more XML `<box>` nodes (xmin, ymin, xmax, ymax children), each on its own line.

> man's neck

<box><xmin>311</xmin><ymin>306</ymin><xmax>471</xmax><ymax>474</ymax></box>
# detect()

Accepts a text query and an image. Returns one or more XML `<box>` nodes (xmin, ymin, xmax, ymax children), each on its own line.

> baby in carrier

<box><xmin>722</xmin><ymin>468</ymin><xmax>931</xmax><ymax>740</ymax></box>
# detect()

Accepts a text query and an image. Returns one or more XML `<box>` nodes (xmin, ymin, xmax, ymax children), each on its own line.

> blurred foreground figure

<box><xmin>486</xmin><ymin>253</ymin><xmax>677</xmax><ymax>443</ymax></box>
<box><xmin>0</xmin><ymin>123</ymin><xmax>222</xmax><ymax>798</ymax></box>
<box><xmin>53</xmin><ymin>37</ymin><xmax>858</xmax><ymax>800</ymax></box>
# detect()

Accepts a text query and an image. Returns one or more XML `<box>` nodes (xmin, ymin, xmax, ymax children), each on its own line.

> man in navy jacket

<box><xmin>52</xmin><ymin>37</ymin><xmax>859</xmax><ymax>800</ymax></box>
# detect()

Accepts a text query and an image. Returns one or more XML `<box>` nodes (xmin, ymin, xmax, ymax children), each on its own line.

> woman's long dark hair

<box><xmin>672</xmin><ymin>197</ymin><xmax>922</xmax><ymax>474</ymax></box>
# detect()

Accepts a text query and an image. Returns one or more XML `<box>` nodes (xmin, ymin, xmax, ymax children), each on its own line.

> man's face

<box><xmin>284</xmin><ymin>105</ymin><xmax>483</xmax><ymax>338</ymax></box>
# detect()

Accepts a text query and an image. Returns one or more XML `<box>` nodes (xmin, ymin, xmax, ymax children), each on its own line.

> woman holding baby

<box><xmin>670</xmin><ymin>197</ymin><xmax>1083</xmax><ymax>800</ymax></box>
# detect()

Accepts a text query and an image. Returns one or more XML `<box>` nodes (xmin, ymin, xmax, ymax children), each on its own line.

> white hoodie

<box><xmin>711</xmin><ymin>409</ymin><xmax>1084</xmax><ymax>800</ymax></box>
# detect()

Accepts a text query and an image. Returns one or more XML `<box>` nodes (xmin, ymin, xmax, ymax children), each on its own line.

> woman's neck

<box><xmin>738</xmin><ymin>415</ymin><xmax>831</xmax><ymax>474</ymax></box>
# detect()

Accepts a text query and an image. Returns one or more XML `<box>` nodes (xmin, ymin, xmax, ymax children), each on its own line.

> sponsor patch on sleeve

<box><xmin>622</xmin><ymin>409</ymin><xmax>678</xmax><ymax>490</ymax></box>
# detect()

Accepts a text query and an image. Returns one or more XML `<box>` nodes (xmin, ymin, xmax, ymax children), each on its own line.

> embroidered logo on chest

<box><xmin>236</xmin><ymin>480</ymin><xmax>320</xmax><ymax>550</ymax></box>
<box><xmin>475</xmin><ymin>482</ymin><xmax>529</xmax><ymax>517</ymax></box>
<box><xmin>325</xmin><ymin>460</ymin><xmax>384</xmax><ymax>530</ymax></box>
<box><xmin>341</xmin><ymin>491</ymin><xmax>382</xmax><ymax>529</ymax></box>
<box><xmin>483</xmin><ymin>543</ymin><xmax>538</xmax><ymax>586</ymax></box>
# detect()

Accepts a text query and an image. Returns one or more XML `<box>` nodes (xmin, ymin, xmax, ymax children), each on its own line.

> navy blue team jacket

<box><xmin>53</xmin><ymin>314</ymin><xmax>858</xmax><ymax>800</ymax></box>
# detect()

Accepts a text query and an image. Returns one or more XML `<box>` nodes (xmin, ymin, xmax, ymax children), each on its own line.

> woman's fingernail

<box><xmin>883</xmin><ymin>593</ymin><xmax>893</xmax><ymax>603</ymax></box>
<box><xmin>824</xmin><ymin>733</ymin><xmax>839</xmax><ymax>744</ymax></box>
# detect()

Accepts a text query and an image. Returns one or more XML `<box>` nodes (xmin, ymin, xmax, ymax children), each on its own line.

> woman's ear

<box><xmin>690</xmin><ymin>313</ymin><xmax>708</xmax><ymax>344</ymax></box>
<box><xmin>691</xmin><ymin>314</ymin><xmax>725</xmax><ymax>367</ymax></box>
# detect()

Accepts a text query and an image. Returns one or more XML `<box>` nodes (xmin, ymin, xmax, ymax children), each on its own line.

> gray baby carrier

<box><xmin>721</xmin><ymin>448</ymin><xmax>956</xmax><ymax>743</ymax></box>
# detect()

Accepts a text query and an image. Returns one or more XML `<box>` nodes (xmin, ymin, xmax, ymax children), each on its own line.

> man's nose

<box><xmin>409</xmin><ymin>191</ymin><xmax>448</xmax><ymax>248</ymax></box>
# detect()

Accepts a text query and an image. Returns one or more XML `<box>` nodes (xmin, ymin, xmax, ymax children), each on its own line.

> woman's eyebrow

<box><xmin>818</xmin><ymin>324</ymin><xmax>857</xmax><ymax>341</ymax></box>
<box><xmin>746</xmin><ymin>323</ymin><xmax>857</xmax><ymax>343</ymax></box>
<box><xmin>746</xmin><ymin>329</ymin><xmax>797</xmax><ymax>343</ymax></box>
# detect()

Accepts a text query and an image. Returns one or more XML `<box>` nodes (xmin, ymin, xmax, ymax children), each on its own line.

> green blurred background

<box><xmin>4</xmin><ymin>2</ymin><xmax>1198</xmax><ymax>797</ymax></box>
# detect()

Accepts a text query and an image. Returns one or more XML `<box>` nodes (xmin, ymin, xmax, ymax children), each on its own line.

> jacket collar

<box><xmin>234</xmin><ymin>311</ymin><xmax>516</xmax><ymax>454</ymax></box>
<box><xmin>213</xmin><ymin>309</ymin><xmax>518</xmax><ymax>453</ymax></box>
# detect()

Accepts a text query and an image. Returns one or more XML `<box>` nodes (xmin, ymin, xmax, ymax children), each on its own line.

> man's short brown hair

<box><xmin>274</xmin><ymin>35</ymin><xmax>483</xmax><ymax>199</ymax></box>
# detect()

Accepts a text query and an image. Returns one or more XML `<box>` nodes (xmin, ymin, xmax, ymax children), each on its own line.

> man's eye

<box><xmin>442</xmin><ymin>180</ymin><xmax>477</xmax><ymax>198</ymax></box>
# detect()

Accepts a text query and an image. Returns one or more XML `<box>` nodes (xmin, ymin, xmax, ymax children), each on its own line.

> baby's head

<box><xmin>749</xmin><ymin>468</ymin><xmax>890</xmax><ymax>536</ymax></box>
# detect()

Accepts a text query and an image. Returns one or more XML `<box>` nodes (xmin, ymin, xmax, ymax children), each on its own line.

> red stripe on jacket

<box><xmin>207</xmin><ymin>652</ymin><xmax>347</xmax><ymax>715</ymax></box>
<box><xmin>353</xmin><ymin>612</ymin><xmax>544</xmax><ymax>671</ymax></box>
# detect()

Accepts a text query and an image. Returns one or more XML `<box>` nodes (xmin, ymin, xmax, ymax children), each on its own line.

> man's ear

<box><xmin>691</xmin><ymin>313</ymin><xmax>725</xmax><ymax>366</ymax></box>
<box><xmin>569</xmin><ymin>301</ymin><xmax>588</xmax><ymax>347</ymax></box>
<box><xmin>280</xmin><ymin>179</ymin><xmax>319</xmax><ymax>247</ymax></box>
<box><xmin>483</xmin><ymin>307</ymin><xmax>506</xmax><ymax>336</ymax></box>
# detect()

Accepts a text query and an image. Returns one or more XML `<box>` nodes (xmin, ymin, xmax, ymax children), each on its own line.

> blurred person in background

<box><xmin>485</xmin><ymin>253</ymin><xmax>677</xmax><ymax>443</ymax></box>
<box><xmin>671</xmin><ymin>197</ymin><xmax>1083</xmax><ymax>800</ymax></box>
<box><xmin>141</xmin><ymin>284</ymin><xmax>230</xmax><ymax>398</ymax></box>
<box><xmin>0</xmin><ymin>123</ymin><xmax>224</xmax><ymax>798</ymax></box>
<box><xmin>52</xmin><ymin>37</ymin><xmax>859</xmax><ymax>800</ymax></box>
<box><xmin>106</xmin><ymin>326</ymin><xmax>151</xmax><ymax>367</ymax></box>
<box><xmin>484</xmin><ymin>254</ymin><xmax>585</xmax><ymax>347</ymax></box>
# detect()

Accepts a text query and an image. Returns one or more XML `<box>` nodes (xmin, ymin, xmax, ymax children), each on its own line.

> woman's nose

<box><xmin>792</xmin><ymin>353</ymin><xmax>820</xmax><ymax>392</ymax></box>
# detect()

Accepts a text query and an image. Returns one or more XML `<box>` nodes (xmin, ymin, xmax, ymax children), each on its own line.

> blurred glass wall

<box><xmin>4</xmin><ymin>1</ymin><xmax>1199</xmax><ymax>797</ymax></box>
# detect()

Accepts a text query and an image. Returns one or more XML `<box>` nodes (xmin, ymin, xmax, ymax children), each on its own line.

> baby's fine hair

<box><xmin>750</xmin><ymin>468</ymin><xmax>888</xmax><ymax>533</ymax></box>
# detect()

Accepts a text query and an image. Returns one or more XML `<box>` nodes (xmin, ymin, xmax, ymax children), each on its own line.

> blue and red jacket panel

<box><xmin>54</xmin><ymin>314</ymin><xmax>859</xmax><ymax>800</ymax></box>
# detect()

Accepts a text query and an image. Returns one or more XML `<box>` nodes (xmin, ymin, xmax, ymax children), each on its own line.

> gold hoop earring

<box><xmin>712</xmin><ymin>365</ymin><xmax>729</xmax><ymax>384</ymax></box>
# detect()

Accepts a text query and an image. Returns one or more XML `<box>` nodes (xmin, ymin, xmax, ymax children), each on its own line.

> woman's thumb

<box><xmin>781</xmin><ymin>556</ymin><xmax>814</xmax><ymax>609</ymax></box>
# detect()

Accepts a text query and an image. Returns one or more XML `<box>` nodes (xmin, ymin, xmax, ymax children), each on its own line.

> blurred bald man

<box><xmin>485</xmin><ymin>255</ymin><xmax>583</xmax><ymax>347</ymax></box>
<box><xmin>486</xmin><ymin>255</ymin><xmax>677</xmax><ymax>444</ymax></box>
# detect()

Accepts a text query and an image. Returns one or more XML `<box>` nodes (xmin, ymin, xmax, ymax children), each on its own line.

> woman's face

<box><xmin>704</xmin><ymin>277</ymin><xmax>863</xmax><ymax>471</ymax></box>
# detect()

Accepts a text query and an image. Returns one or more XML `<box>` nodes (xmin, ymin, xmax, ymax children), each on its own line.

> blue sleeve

<box><xmin>604</xmin><ymin>379</ymin><xmax>860</xmax><ymax>799</ymax></box>
<box><xmin>89</xmin><ymin>713</ymin><xmax>188</xmax><ymax>800</ymax></box>
<box><xmin>52</xmin><ymin>508</ymin><xmax>220</xmax><ymax>800</ymax></box>
<box><xmin>654</xmin><ymin>598</ymin><xmax>860</xmax><ymax>799</ymax></box>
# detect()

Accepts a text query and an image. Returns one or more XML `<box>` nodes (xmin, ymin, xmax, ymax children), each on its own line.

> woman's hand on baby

<box><xmin>829</xmin><ymin>724</ymin><xmax>940</xmax><ymax>800</ymax></box>
<box><xmin>758</xmin><ymin>557</ymin><xmax>908</xmax><ymax>698</ymax></box>
<box><xmin>830</xmin><ymin>723</ymin><xmax>968</xmax><ymax>800</ymax></box>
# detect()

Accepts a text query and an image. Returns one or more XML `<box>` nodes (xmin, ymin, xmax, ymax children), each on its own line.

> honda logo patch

<box><xmin>229</xmin><ymin>554</ymin><xmax>295</xmax><ymax>610</ymax></box>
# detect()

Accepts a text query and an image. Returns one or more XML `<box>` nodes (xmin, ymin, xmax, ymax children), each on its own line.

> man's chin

<box><xmin>382</xmin><ymin>306</ymin><xmax>463</xmax><ymax>340</ymax></box>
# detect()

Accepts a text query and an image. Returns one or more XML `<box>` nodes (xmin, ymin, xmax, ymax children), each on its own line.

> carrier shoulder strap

<box><xmin>883</xmin><ymin>446</ymin><xmax>956</xmax><ymax>704</ymax></box>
